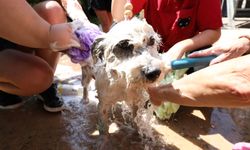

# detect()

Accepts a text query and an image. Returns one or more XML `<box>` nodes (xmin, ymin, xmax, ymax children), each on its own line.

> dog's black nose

<box><xmin>141</xmin><ymin>66</ymin><xmax>161</xmax><ymax>82</ymax></box>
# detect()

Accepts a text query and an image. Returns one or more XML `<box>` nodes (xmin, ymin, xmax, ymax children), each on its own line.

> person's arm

<box><xmin>166</xmin><ymin>29</ymin><xmax>221</xmax><ymax>61</ymax></box>
<box><xmin>0</xmin><ymin>0</ymin><xmax>50</xmax><ymax>48</ymax></box>
<box><xmin>60</xmin><ymin>0</ymin><xmax>90</xmax><ymax>23</ymax></box>
<box><xmin>0</xmin><ymin>0</ymin><xmax>80</xmax><ymax>51</ymax></box>
<box><xmin>189</xmin><ymin>34</ymin><xmax>250</xmax><ymax>65</ymax></box>
<box><xmin>111</xmin><ymin>0</ymin><xmax>127</xmax><ymax>22</ymax></box>
<box><xmin>148</xmin><ymin>54</ymin><xmax>250</xmax><ymax>107</ymax></box>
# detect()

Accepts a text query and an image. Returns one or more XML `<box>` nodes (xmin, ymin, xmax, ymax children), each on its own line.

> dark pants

<box><xmin>89</xmin><ymin>0</ymin><xmax>112</xmax><ymax>11</ymax></box>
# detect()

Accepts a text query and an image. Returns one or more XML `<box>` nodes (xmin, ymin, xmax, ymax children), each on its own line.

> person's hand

<box><xmin>147</xmin><ymin>85</ymin><xmax>166</xmax><ymax>106</ymax></box>
<box><xmin>188</xmin><ymin>37</ymin><xmax>250</xmax><ymax>65</ymax></box>
<box><xmin>164</xmin><ymin>42</ymin><xmax>187</xmax><ymax>61</ymax></box>
<box><xmin>124</xmin><ymin>2</ymin><xmax>133</xmax><ymax>20</ymax></box>
<box><xmin>160</xmin><ymin>52</ymin><xmax>173</xmax><ymax>74</ymax></box>
<box><xmin>160</xmin><ymin>41</ymin><xmax>188</xmax><ymax>75</ymax></box>
<box><xmin>49</xmin><ymin>22</ymin><xmax>80</xmax><ymax>52</ymax></box>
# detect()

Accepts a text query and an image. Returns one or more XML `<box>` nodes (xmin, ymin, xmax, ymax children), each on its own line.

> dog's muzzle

<box><xmin>141</xmin><ymin>66</ymin><xmax>161</xmax><ymax>82</ymax></box>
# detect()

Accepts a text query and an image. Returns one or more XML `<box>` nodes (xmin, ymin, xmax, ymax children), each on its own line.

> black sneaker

<box><xmin>39</xmin><ymin>83</ymin><xmax>64</xmax><ymax>112</ymax></box>
<box><xmin>0</xmin><ymin>91</ymin><xmax>23</xmax><ymax>109</ymax></box>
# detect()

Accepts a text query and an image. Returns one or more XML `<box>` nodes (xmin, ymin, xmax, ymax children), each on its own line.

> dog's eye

<box><xmin>117</xmin><ymin>40</ymin><xmax>134</xmax><ymax>50</ymax></box>
<box><xmin>113</xmin><ymin>40</ymin><xmax>134</xmax><ymax>58</ymax></box>
<box><xmin>147</xmin><ymin>36</ymin><xmax>155</xmax><ymax>46</ymax></box>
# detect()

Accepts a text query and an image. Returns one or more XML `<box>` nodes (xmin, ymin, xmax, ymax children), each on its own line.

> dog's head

<box><xmin>92</xmin><ymin>18</ymin><xmax>166</xmax><ymax>87</ymax></box>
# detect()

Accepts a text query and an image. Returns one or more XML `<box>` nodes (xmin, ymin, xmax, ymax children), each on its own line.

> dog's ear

<box><xmin>91</xmin><ymin>37</ymin><xmax>105</xmax><ymax>60</ymax></box>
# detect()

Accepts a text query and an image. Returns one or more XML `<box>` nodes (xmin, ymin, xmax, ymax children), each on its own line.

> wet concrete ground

<box><xmin>1</xmin><ymin>29</ymin><xmax>250</xmax><ymax>150</ymax></box>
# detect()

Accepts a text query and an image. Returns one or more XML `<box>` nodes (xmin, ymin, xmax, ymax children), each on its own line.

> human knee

<box><xmin>34</xmin><ymin>1</ymin><xmax>66</xmax><ymax>23</ymax></box>
<box><xmin>23</xmin><ymin>64</ymin><xmax>54</xmax><ymax>96</ymax></box>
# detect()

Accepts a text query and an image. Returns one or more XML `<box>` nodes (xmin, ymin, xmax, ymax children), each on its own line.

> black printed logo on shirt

<box><xmin>177</xmin><ymin>17</ymin><xmax>191</xmax><ymax>28</ymax></box>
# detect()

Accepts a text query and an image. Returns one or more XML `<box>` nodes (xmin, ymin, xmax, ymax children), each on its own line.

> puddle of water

<box><xmin>56</xmin><ymin>75</ymin><xmax>245</xmax><ymax>150</ymax></box>
<box><xmin>1</xmin><ymin>61</ymin><xmax>250</xmax><ymax>150</ymax></box>
<box><xmin>59</xmin><ymin>76</ymin><xmax>170</xmax><ymax>150</ymax></box>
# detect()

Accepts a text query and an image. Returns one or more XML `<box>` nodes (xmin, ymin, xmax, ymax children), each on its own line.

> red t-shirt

<box><xmin>131</xmin><ymin>0</ymin><xmax>223</xmax><ymax>52</ymax></box>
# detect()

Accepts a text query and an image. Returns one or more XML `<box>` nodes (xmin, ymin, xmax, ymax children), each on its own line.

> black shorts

<box><xmin>0</xmin><ymin>38</ymin><xmax>33</xmax><ymax>52</ymax></box>
<box><xmin>0</xmin><ymin>38</ymin><xmax>18</xmax><ymax>51</ymax></box>
<box><xmin>89</xmin><ymin>0</ymin><xmax>112</xmax><ymax>12</ymax></box>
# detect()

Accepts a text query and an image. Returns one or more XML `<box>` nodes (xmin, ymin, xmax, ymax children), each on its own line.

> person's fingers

<box><xmin>209</xmin><ymin>53</ymin><xmax>228</xmax><ymax>65</ymax></box>
<box><xmin>151</xmin><ymin>99</ymin><xmax>162</xmax><ymax>106</ymax></box>
<box><xmin>124</xmin><ymin>2</ymin><xmax>133</xmax><ymax>20</ymax></box>
<box><xmin>69</xmin><ymin>39</ymin><xmax>81</xmax><ymax>47</ymax></box>
<box><xmin>50</xmin><ymin>39</ymin><xmax>81</xmax><ymax>52</ymax></box>
<box><xmin>49</xmin><ymin>39</ymin><xmax>79</xmax><ymax>52</ymax></box>
<box><xmin>162</xmin><ymin>61</ymin><xmax>172</xmax><ymax>74</ymax></box>
<box><xmin>147</xmin><ymin>86</ymin><xmax>163</xmax><ymax>106</ymax></box>
<box><xmin>49</xmin><ymin>22</ymin><xmax>81</xmax><ymax>51</ymax></box>
<box><xmin>210</xmin><ymin>50</ymin><xmax>245</xmax><ymax>65</ymax></box>
<box><xmin>188</xmin><ymin>47</ymin><xmax>216</xmax><ymax>57</ymax></box>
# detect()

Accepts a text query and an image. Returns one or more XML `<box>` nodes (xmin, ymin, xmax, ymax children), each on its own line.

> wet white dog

<box><xmin>81</xmin><ymin>18</ymin><xmax>167</xmax><ymax>135</ymax></box>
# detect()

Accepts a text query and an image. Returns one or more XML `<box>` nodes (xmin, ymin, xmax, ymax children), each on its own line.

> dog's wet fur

<box><xmin>81</xmin><ymin>18</ymin><xmax>167</xmax><ymax>135</ymax></box>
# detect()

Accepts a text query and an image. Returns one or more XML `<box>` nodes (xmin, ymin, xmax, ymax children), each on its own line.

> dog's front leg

<box><xmin>127</xmin><ymin>88</ymin><xmax>141</xmax><ymax>128</ymax></box>
<box><xmin>97</xmin><ymin>99</ymin><xmax>111</xmax><ymax>135</ymax></box>
<box><xmin>81</xmin><ymin>65</ymin><xmax>92</xmax><ymax>104</ymax></box>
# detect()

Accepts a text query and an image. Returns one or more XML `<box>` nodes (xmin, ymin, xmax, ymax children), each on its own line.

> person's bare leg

<box><xmin>0</xmin><ymin>49</ymin><xmax>53</xmax><ymax>96</ymax></box>
<box><xmin>94</xmin><ymin>9</ymin><xmax>113</xmax><ymax>32</ymax></box>
<box><xmin>32</xmin><ymin>1</ymin><xmax>66</xmax><ymax>112</ymax></box>
<box><xmin>0</xmin><ymin>0</ymin><xmax>50</xmax><ymax>48</ymax></box>
<box><xmin>0</xmin><ymin>1</ymin><xmax>65</xmax><ymax>97</ymax></box>
<box><xmin>0</xmin><ymin>1</ymin><xmax>66</xmax><ymax>111</ymax></box>
<box><xmin>107</xmin><ymin>11</ymin><xmax>113</xmax><ymax>25</ymax></box>
<box><xmin>33</xmin><ymin>1</ymin><xmax>67</xmax><ymax>71</ymax></box>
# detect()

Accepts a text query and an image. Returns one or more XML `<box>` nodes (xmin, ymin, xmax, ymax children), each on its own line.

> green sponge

<box><xmin>154</xmin><ymin>68</ymin><xmax>187</xmax><ymax>120</ymax></box>
<box><xmin>155</xmin><ymin>102</ymin><xmax>180</xmax><ymax>120</ymax></box>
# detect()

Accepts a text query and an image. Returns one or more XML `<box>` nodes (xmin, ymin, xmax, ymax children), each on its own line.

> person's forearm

<box><xmin>111</xmin><ymin>0</ymin><xmax>127</xmax><ymax>22</ymax></box>
<box><xmin>180</xmin><ymin>29</ymin><xmax>221</xmax><ymax>54</ymax></box>
<box><xmin>0</xmin><ymin>0</ymin><xmax>50</xmax><ymax>48</ymax></box>
<box><xmin>60</xmin><ymin>0</ymin><xmax>89</xmax><ymax>23</ymax></box>
<box><xmin>160</xmin><ymin>54</ymin><xmax>250</xmax><ymax>107</ymax></box>
<box><xmin>166</xmin><ymin>29</ymin><xmax>221</xmax><ymax>60</ymax></box>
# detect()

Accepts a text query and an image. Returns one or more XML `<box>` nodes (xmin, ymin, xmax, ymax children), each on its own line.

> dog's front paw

<box><xmin>81</xmin><ymin>97</ymin><xmax>89</xmax><ymax>104</ymax></box>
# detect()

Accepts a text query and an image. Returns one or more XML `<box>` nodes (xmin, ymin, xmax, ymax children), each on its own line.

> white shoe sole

<box><xmin>37</xmin><ymin>95</ymin><xmax>63</xmax><ymax>112</ymax></box>
<box><xmin>43</xmin><ymin>104</ymin><xmax>63</xmax><ymax>113</ymax></box>
<box><xmin>0</xmin><ymin>101</ymin><xmax>24</xmax><ymax>110</ymax></box>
